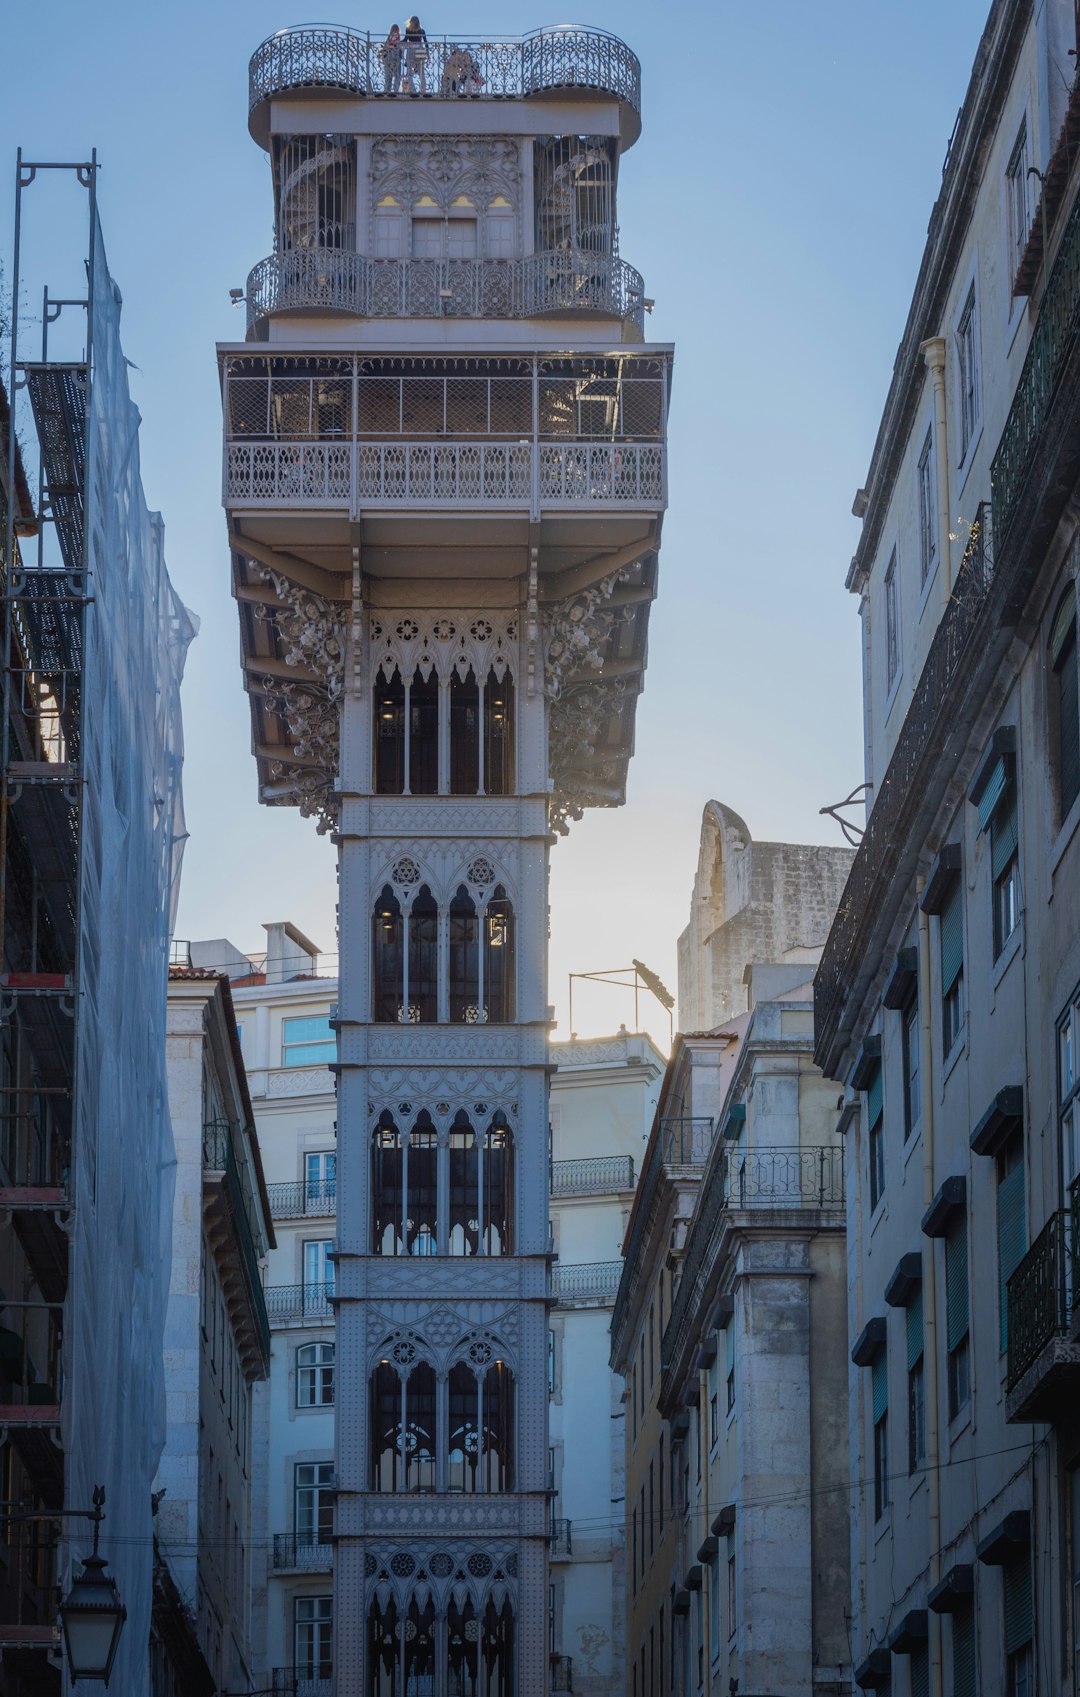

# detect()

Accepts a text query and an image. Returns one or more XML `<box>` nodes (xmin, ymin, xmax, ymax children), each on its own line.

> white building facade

<box><xmin>815</xmin><ymin>3</ymin><xmax>1080</xmax><ymax>1691</ymax></box>
<box><xmin>218</xmin><ymin>29</ymin><xmax>669</xmax><ymax>1693</ymax></box>
<box><xmin>548</xmin><ymin>1031</ymin><xmax>664</xmax><ymax>1696</ymax></box>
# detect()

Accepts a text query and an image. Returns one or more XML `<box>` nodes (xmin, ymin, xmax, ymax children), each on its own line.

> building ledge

<box><xmin>1005</xmin><ymin>1333</ymin><xmax>1080</xmax><ymax>1422</ymax></box>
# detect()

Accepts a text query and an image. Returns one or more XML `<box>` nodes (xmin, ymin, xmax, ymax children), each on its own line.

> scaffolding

<box><xmin>0</xmin><ymin>152</ymin><xmax>195</xmax><ymax>1693</ymax></box>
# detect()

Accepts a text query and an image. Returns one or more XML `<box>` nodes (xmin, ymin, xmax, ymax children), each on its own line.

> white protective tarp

<box><xmin>62</xmin><ymin>212</ymin><xmax>196</xmax><ymax>1691</ymax></box>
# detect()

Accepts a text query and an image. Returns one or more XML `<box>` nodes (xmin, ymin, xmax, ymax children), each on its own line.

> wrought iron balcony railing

<box><xmin>551</xmin><ymin>1260</ymin><xmax>623</xmax><ymax>1305</ymax></box>
<box><xmin>551</xmin><ymin>1155</ymin><xmax>635</xmax><ymax>1196</ymax></box>
<box><xmin>203</xmin><ymin>1120</ymin><xmax>272</xmax><ymax>1362</ymax></box>
<box><xmin>814</xmin><ymin>507</ymin><xmax>994</xmax><ymax>1067</ymax></box>
<box><xmin>724</xmin><ymin>1144</ymin><xmax>845</xmax><ymax>1210</ymax></box>
<box><xmin>246</xmin><ymin>249</ymin><xmax>647</xmax><ymax>333</ymax></box>
<box><xmin>249</xmin><ymin>25</ymin><xmax>641</xmax><ymax>122</ymax></box>
<box><xmin>264</xmin><ymin>1280</ymin><xmax>335</xmax><ymax>1324</ymax></box>
<box><xmin>612</xmin><ymin>1116</ymin><xmax>716</xmax><ymax>1351</ymax></box>
<box><xmin>1006</xmin><ymin>1207</ymin><xmax>1074</xmax><ymax>1390</ymax></box>
<box><xmin>266</xmin><ymin>1180</ymin><xmax>337</xmax><ymax>1220</ymax></box>
<box><xmin>271</xmin><ymin>1671</ymin><xmax>332</xmax><ymax>1697</ymax></box>
<box><xmin>550</xmin><ymin>1654</ymin><xmax>574</xmax><ymax>1693</ymax></box>
<box><xmin>225</xmin><ymin>438</ymin><xmax>665</xmax><ymax>512</ymax></box>
<box><xmin>272</xmin><ymin>1532</ymin><xmax>333</xmax><ymax>1572</ymax></box>
<box><xmin>549</xmin><ymin>1517</ymin><xmax>573</xmax><ymax>1559</ymax></box>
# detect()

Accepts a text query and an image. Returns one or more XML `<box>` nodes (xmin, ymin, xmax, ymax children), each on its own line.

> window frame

<box><xmin>281</xmin><ymin>1013</ymin><xmax>336</xmax><ymax>1068</ymax></box>
<box><xmin>917</xmin><ymin>426</ymin><xmax>937</xmax><ymax>588</ymax></box>
<box><xmin>884</xmin><ymin>548</ymin><xmax>901</xmax><ymax>699</ymax></box>
<box><xmin>1005</xmin><ymin>118</ymin><xmax>1033</xmax><ymax>288</ymax></box>
<box><xmin>296</xmin><ymin>1340</ymin><xmax>335</xmax><ymax>1408</ymax></box>
<box><xmin>955</xmin><ymin>280</ymin><xmax>982</xmax><ymax>468</ymax></box>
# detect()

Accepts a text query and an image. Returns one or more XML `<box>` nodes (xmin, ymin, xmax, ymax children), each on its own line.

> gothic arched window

<box><xmin>372</xmin><ymin>886</ymin><xmax>403</xmax><ymax>1022</ymax></box>
<box><xmin>448</xmin><ymin>1111</ymin><xmax>479</xmax><ymax>1256</ymax></box>
<box><xmin>374</xmin><ymin>675</ymin><xmax>405</xmax><ymax>793</ymax></box>
<box><xmin>410</xmin><ymin>885</ymin><xmax>439</xmax><ymax>1023</ymax></box>
<box><xmin>484</xmin><ymin>670</ymin><xmax>514</xmax><ymax>796</ymax></box>
<box><xmin>479</xmin><ymin>1361</ymin><xmax>515</xmax><ymax>1492</ymax></box>
<box><xmin>405</xmin><ymin>1591</ymin><xmax>437</xmax><ymax>1689</ymax></box>
<box><xmin>367</xmin><ymin>1585</ymin><xmax>515</xmax><ymax>1697</ymax></box>
<box><xmin>371</xmin><ymin>1114</ymin><xmax>405</xmax><ymax>1256</ymax></box>
<box><xmin>484</xmin><ymin>888</ymin><xmax>515</xmax><ymax>1023</ymax></box>
<box><xmin>449</xmin><ymin>888</ymin><xmax>479</xmax><ymax>1023</ymax></box>
<box><xmin>450</xmin><ymin>668</ymin><xmax>480</xmax><ymax>794</ymax></box>
<box><xmin>482</xmin><ymin>1113</ymin><xmax>512</xmax><ymax>1256</ymax></box>
<box><xmin>407</xmin><ymin>1111</ymin><xmax>439</xmax><ymax>1256</ymax></box>
<box><xmin>447</xmin><ymin>1360</ymin><xmax>480</xmax><ymax>1493</ymax></box>
<box><xmin>367</xmin><ymin>1591</ymin><xmax>398</xmax><ymax>1697</ymax></box>
<box><xmin>373</xmin><ymin>666</ymin><xmax>439</xmax><ymax>795</ymax></box>
<box><xmin>480</xmin><ymin>1594</ymin><xmax>515</xmax><ymax>1696</ymax></box>
<box><xmin>370</xmin><ymin>1356</ymin><xmax>437</xmax><ymax>1492</ymax></box>
<box><xmin>447</xmin><ymin>1594</ymin><xmax>480</xmax><ymax>1694</ymax></box>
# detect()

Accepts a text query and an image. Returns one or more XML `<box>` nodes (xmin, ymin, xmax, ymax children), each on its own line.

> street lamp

<box><xmin>58</xmin><ymin>1487</ymin><xmax>126</xmax><ymax>1685</ymax></box>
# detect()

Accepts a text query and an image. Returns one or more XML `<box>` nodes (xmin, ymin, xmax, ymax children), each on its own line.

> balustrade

<box><xmin>245</xmin><ymin>250</ymin><xmax>646</xmax><ymax>332</ymax></box>
<box><xmin>1006</xmin><ymin>1209</ymin><xmax>1072</xmax><ymax>1389</ymax></box>
<box><xmin>724</xmin><ymin>1144</ymin><xmax>845</xmax><ymax>1209</ymax></box>
<box><xmin>549</xmin><ymin>1654</ymin><xmax>574</xmax><ymax>1693</ymax></box>
<box><xmin>272</xmin><ymin>1533</ymin><xmax>333</xmax><ymax>1572</ymax></box>
<box><xmin>272</xmin><ymin>1673</ymin><xmax>331</xmax><ymax>1697</ymax></box>
<box><xmin>551</xmin><ymin>1155</ymin><xmax>634</xmax><ymax>1195</ymax></box>
<box><xmin>264</xmin><ymin>1280</ymin><xmax>335</xmax><ymax>1323</ymax></box>
<box><xmin>249</xmin><ymin>25</ymin><xmax>641</xmax><ymax>119</ymax></box>
<box><xmin>550</xmin><ymin>1260</ymin><xmax>622</xmax><ymax>1304</ymax></box>
<box><xmin>266</xmin><ymin>1180</ymin><xmax>337</xmax><ymax>1220</ymax></box>
<box><xmin>549</xmin><ymin>1517</ymin><xmax>573</xmax><ymax>1559</ymax></box>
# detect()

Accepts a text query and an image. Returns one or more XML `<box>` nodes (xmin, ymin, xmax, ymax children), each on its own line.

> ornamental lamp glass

<box><xmin>58</xmin><ymin>1551</ymin><xmax>126</xmax><ymax>1684</ymax></box>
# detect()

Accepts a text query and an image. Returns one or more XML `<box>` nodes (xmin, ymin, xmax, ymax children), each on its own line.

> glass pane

<box><xmin>409</xmin><ymin>669</ymin><xmax>439</xmax><ymax>795</ymax></box>
<box><xmin>373</xmin><ymin>887</ymin><xmax>403</xmax><ymax>1023</ymax></box>
<box><xmin>375</xmin><ymin>674</ymin><xmax>406</xmax><ymax>793</ymax></box>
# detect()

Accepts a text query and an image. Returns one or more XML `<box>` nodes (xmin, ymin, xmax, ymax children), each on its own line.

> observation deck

<box><xmin>248</xmin><ymin>24</ymin><xmax>642</xmax><ymax>148</ymax></box>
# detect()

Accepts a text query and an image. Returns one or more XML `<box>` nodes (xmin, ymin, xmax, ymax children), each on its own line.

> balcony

<box><xmin>550</xmin><ymin>1260</ymin><xmax>622</xmax><ymax>1306</ymax></box>
<box><xmin>248</xmin><ymin>25</ymin><xmax>641</xmax><ymax>141</ymax></box>
<box><xmin>724</xmin><ymin>1145</ymin><xmax>845</xmax><ymax>1210</ymax></box>
<box><xmin>271</xmin><ymin>1672</ymin><xmax>331</xmax><ymax>1697</ymax></box>
<box><xmin>203</xmin><ymin>1121</ymin><xmax>272</xmax><ymax>1371</ymax></box>
<box><xmin>550</xmin><ymin>1653</ymin><xmax>574</xmax><ymax>1693</ymax></box>
<box><xmin>222</xmin><ymin>351</ymin><xmax>668</xmax><ymax>516</ymax></box>
<box><xmin>266</xmin><ymin>1180</ymin><xmax>336</xmax><ymax>1221</ymax></box>
<box><xmin>1005</xmin><ymin>1193</ymin><xmax>1080</xmax><ymax>1421</ymax></box>
<box><xmin>551</xmin><ymin>1155</ymin><xmax>634</xmax><ymax>1197</ymax></box>
<box><xmin>612</xmin><ymin>1117</ymin><xmax>716</xmax><ymax>1350</ymax></box>
<box><xmin>264</xmin><ymin>1281</ymin><xmax>335</xmax><ymax>1325</ymax></box>
<box><xmin>549</xmin><ymin>1517</ymin><xmax>573</xmax><ymax>1560</ymax></box>
<box><xmin>246</xmin><ymin>249</ymin><xmax>647</xmax><ymax>334</ymax></box>
<box><xmin>272</xmin><ymin>1533</ymin><xmax>333</xmax><ymax>1573</ymax></box>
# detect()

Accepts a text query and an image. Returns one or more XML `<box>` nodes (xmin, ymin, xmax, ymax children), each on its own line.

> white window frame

<box><xmin>917</xmin><ymin>426</ymin><xmax>937</xmax><ymax>589</ymax></box>
<box><xmin>884</xmin><ymin>549</ymin><xmax>901</xmax><ymax>699</ymax></box>
<box><xmin>282</xmin><ymin>1013</ymin><xmax>336</xmax><ymax>1068</ymax></box>
<box><xmin>297</xmin><ymin>1340</ymin><xmax>336</xmax><ymax>1408</ymax></box>
<box><xmin>1005</xmin><ymin>118</ymin><xmax>1033</xmax><ymax>288</ymax></box>
<box><xmin>955</xmin><ymin>279</ymin><xmax>982</xmax><ymax>471</ymax></box>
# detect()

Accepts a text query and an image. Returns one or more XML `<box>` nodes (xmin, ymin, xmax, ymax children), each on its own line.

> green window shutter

<box><xmin>906</xmin><ymin>1284</ymin><xmax>924</xmax><ymax>1371</ymax></box>
<box><xmin>997</xmin><ymin>1157</ymin><xmax>1027</xmax><ymax>1353</ymax></box>
<box><xmin>945</xmin><ymin>1217</ymin><xmax>969</xmax><ymax>1351</ymax></box>
<box><xmin>1003</xmin><ymin>1551</ymin><xmax>1032</xmax><ymax>1655</ymax></box>
<box><xmin>940</xmin><ymin>880</ymin><xmax>964</xmax><ymax>995</ymax></box>
<box><xmin>910</xmin><ymin>1642</ymin><xmax>929</xmax><ymax>1697</ymax></box>
<box><xmin>1059</xmin><ymin>627</ymin><xmax>1080</xmax><ymax>818</ymax></box>
<box><xmin>867</xmin><ymin>1063</ymin><xmax>883</xmax><ymax>1129</ymax></box>
<box><xmin>952</xmin><ymin>1603</ymin><xmax>977</xmax><ymax>1697</ymax></box>
<box><xmin>871</xmin><ymin>1348</ymin><xmax>888</xmax><ymax>1423</ymax></box>
<box><xmin>977</xmin><ymin>756</ymin><xmax>1008</xmax><ymax>831</ymax></box>
<box><xmin>991</xmin><ymin>785</ymin><xmax>1019</xmax><ymax>882</ymax></box>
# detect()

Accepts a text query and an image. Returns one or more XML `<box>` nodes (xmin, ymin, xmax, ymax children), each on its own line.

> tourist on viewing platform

<box><xmin>402</xmin><ymin>15</ymin><xmax>428</xmax><ymax>94</ymax></box>
<box><xmin>379</xmin><ymin>23</ymin><xmax>402</xmax><ymax>93</ymax></box>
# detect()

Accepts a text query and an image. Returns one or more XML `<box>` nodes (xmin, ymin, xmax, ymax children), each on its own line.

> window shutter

<box><xmin>1003</xmin><ymin>1551</ymin><xmax>1032</xmax><ymax>1655</ymax></box>
<box><xmin>871</xmin><ymin>1348</ymin><xmax>888</xmax><ymax>1423</ymax></box>
<box><xmin>867</xmin><ymin>1064</ymin><xmax>883</xmax><ymax>1129</ymax></box>
<box><xmin>725</xmin><ymin>1322</ymin><xmax>734</xmax><ymax>1374</ymax></box>
<box><xmin>945</xmin><ymin>1217</ymin><xmax>969</xmax><ymax>1351</ymax></box>
<box><xmin>906</xmin><ymin>1285</ymin><xmax>924</xmax><ymax>1371</ymax></box>
<box><xmin>977</xmin><ymin>757</ymin><xmax>1008</xmax><ymax>832</ymax></box>
<box><xmin>952</xmin><ymin>1604</ymin><xmax>977</xmax><ymax>1697</ymax></box>
<box><xmin>940</xmin><ymin>881</ymin><xmax>964</xmax><ymax>995</ymax></box>
<box><xmin>991</xmin><ymin>786</ymin><xmax>1019</xmax><ymax>882</ymax></box>
<box><xmin>997</xmin><ymin>1157</ymin><xmax>1027</xmax><ymax>1353</ymax></box>
<box><xmin>909</xmin><ymin>1643</ymin><xmax>929</xmax><ymax>1697</ymax></box>
<box><xmin>1059</xmin><ymin>632</ymin><xmax>1080</xmax><ymax>817</ymax></box>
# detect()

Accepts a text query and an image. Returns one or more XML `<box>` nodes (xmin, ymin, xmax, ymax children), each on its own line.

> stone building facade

<box><xmin>159</xmin><ymin>970</ymin><xmax>274</xmax><ymax>1694</ymax></box>
<box><xmin>548</xmin><ymin>1031</ymin><xmax>665</xmax><ymax>1696</ymax></box>
<box><xmin>814</xmin><ymin>2</ymin><xmax>1080</xmax><ymax>1690</ymax></box>
<box><xmin>218</xmin><ymin>25</ymin><xmax>669</xmax><ymax>1692</ymax></box>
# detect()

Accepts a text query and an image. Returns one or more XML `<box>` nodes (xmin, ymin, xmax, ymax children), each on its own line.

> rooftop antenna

<box><xmin>568</xmin><ymin>958</ymin><xmax>674</xmax><ymax>1042</ymax></box>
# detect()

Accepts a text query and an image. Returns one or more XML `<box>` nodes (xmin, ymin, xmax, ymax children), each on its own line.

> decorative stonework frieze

<box><xmin>267</xmin><ymin>1066</ymin><xmax>336</xmax><ymax>1098</ymax></box>
<box><xmin>545</xmin><ymin>570</ymin><xmax>635</xmax><ymax>835</ymax></box>
<box><xmin>370</xmin><ymin>136</ymin><xmax>520</xmax><ymax>215</ymax></box>
<box><xmin>365</xmin><ymin>1026</ymin><xmax>547</xmax><ymax>1066</ymax></box>
<box><xmin>369</xmin><ymin>838</ymin><xmax>519</xmax><ymax>904</ymax></box>
<box><xmin>370</xmin><ymin>610</ymin><xmax>517</xmax><ymax>687</ymax></box>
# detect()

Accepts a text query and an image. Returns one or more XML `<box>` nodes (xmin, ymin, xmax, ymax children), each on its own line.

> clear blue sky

<box><xmin>1</xmin><ymin>0</ymin><xmax>990</xmax><ymax>1046</ymax></box>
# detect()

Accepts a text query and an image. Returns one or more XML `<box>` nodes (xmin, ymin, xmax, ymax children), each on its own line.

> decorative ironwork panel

<box><xmin>550</xmin><ymin>1259</ymin><xmax>622</xmax><ymax>1304</ymax></box>
<box><xmin>551</xmin><ymin>1154</ymin><xmax>634</xmax><ymax>1195</ymax></box>
<box><xmin>265</xmin><ymin>1280</ymin><xmax>335</xmax><ymax>1324</ymax></box>
<box><xmin>724</xmin><ymin>1145</ymin><xmax>845</xmax><ymax>1209</ymax></box>
<box><xmin>1006</xmin><ymin>1209</ymin><xmax>1071</xmax><ymax>1389</ymax></box>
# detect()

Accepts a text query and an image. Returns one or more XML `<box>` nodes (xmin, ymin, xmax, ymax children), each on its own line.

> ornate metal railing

<box><xmin>272</xmin><ymin>1532</ymin><xmax>333</xmax><ymax>1572</ymax></box>
<box><xmin>612</xmin><ymin>1116</ymin><xmax>715</xmax><ymax>1352</ymax></box>
<box><xmin>266</xmin><ymin>1180</ymin><xmax>337</xmax><ymax>1219</ymax></box>
<box><xmin>815</xmin><ymin>506</ymin><xmax>994</xmax><ymax>1065</ymax></box>
<box><xmin>724</xmin><ymin>1144</ymin><xmax>845</xmax><ymax>1209</ymax></box>
<box><xmin>264</xmin><ymin>1280</ymin><xmax>335</xmax><ymax>1323</ymax></box>
<box><xmin>551</xmin><ymin>1260</ymin><xmax>623</xmax><ymax>1304</ymax></box>
<box><xmin>551</xmin><ymin>1155</ymin><xmax>635</xmax><ymax>1196</ymax></box>
<box><xmin>992</xmin><ymin>180</ymin><xmax>1080</xmax><ymax>540</ymax></box>
<box><xmin>249</xmin><ymin>25</ymin><xmax>641</xmax><ymax>119</ymax></box>
<box><xmin>549</xmin><ymin>1654</ymin><xmax>574</xmax><ymax>1694</ymax></box>
<box><xmin>225</xmin><ymin>439</ymin><xmax>665</xmax><ymax>510</ymax></box>
<box><xmin>271</xmin><ymin>1672</ymin><xmax>332</xmax><ymax>1697</ymax></box>
<box><xmin>246</xmin><ymin>249</ymin><xmax>646</xmax><ymax>331</ymax></box>
<box><xmin>549</xmin><ymin>1517</ymin><xmax>573</xmax><ymax>1559</ymax></box>
<box><xmin>1006</xmin><ymin>1209</ymin><xmax>1072</xmax><ymax>1390</ymax></box>
<box><xmin>203</xmin><ymin>1120</ymin><xmax>272</xmax><ymax>1360</ymax></box>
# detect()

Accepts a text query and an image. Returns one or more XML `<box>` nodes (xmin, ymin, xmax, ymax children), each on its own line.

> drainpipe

<box><xmin>699</xmin><ymin>1365</ymin><xmax>712</xmax><ymax>1680</ymax></box>
<box><xmin>917</xmin><ymin>892</ymin><xmax>943</xmax><ymax>1697</ymax></box>
<box><xmin>920</xmin><ymin>338</ymin><xmax>953</xmax><ymax>602</ymax></box>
